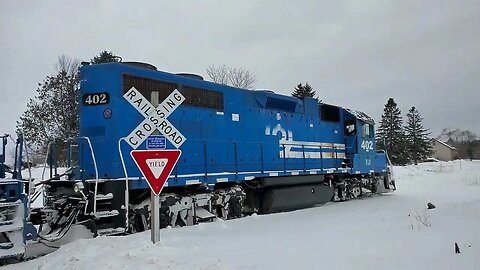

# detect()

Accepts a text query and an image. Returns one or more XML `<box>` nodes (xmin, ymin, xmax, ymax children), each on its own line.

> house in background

<box><xmin>430</xmin><ymin>138</ymin><xmax>458</xmax><ymax>161</ymax></box>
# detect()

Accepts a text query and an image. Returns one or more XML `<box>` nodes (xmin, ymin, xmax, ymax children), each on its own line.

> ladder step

<box><xmin>0</xmin><ymin>220</ymin><xmax>14</xmax><ymax>226</ymax></box>
<box><xmin>0</xmin><ymin>252</ymin><xmax>24</xmax><ymax>260</ymax></box>
<box><xmin>361</xmin><ymin>187</ymin><xmax>372</xmax><ymax>194</ymax></box>
<box><xmin>94</xmin><ymin>210</ymin><xmax>119</xmax><ymax>219</ymax></box>
<box><xmin>195</xmin><ymin>207</ymin><xmax>216</xmax><ymax>221</ymax></box>
<box><xmin>97</xmin><ymin>227</ymin><xmax>125</xmax><ymax>236</ymax></box>
<box><xmin>0</xmin><ymin>242</ymin><xmax>14</xmax><ymax>249</ymax></box>
<box><xmin>0</xmin><ymin>224</ymin><xmax>23</xmax><ymax>233</ymax></box>
<box><xmin>95</xmin><ymin>193</ymin><xmax>113</xmax><ymax>200</ymax></box>
<box><xmin>0</xmin><ymin>201</ymin><xmax>21</xmax><ymax>207</ymax></box>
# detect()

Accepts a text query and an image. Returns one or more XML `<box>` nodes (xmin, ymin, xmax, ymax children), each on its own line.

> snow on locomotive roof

<box><xmin>344</xmin><ymin>108</ymin><xmax>375</xmax><ymax>124</ymax></box>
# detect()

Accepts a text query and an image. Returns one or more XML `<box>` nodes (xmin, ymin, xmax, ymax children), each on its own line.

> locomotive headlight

<box><xmin>74</xmin><ymin>182</ymin><xmax>85</xmax><ymax>194</ymax></box>
<box><xmin>103</xmin><ymin>108</ymin><xmax>112</xmax><ymax>119</ymax></box>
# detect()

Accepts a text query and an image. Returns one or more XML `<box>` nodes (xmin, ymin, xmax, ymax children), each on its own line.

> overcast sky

<box><xmin>1</xmin><ymin>0</ymin><xmax>479</xmax><ymax>139</ymax></box>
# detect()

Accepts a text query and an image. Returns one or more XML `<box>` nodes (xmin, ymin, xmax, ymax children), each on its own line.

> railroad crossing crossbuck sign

<box><xmin>123</xmin><ymin>87</ymin><xmax>186</xmax><ymax>149</ymax></box>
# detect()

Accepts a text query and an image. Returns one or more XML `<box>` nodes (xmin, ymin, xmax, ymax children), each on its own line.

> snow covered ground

<box><xmin>5</xmin><ymin>160</ymin><xmax>480</xmax><ymax>270</ymax></box>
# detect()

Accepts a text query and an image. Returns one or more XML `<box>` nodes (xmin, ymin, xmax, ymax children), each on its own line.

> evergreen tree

<box><xmin>376</xmin><ymin>98</ymin><xmax>408</xmax><ymax>165</ymax></box>
<box><xmin>17</xmin><ymin>51</ymin><xmax>120</xmax><ymax>161</ymax></box>
<box><xmin>404</xmin><ymin>106</ymin><xmax>432</xmax><ymax>165</ymax></box>
<box><xmin>292</xmin><ymin>83</ymin><xmax>304</xmax><ymax>98</ymax></box>
<box><xmin>17</xmin><ymin>55</ymin><xmax>80</xmax><ymax>157</ymax></box>
<box><xmin>91</xmin><ymin>51</ymin><xmax>120</xmax><ymax>64</ymax></box>
<box><xmin>292</xmin><ymin>83</ymin><xmax>316</xmax><ymax>99</ymax></box>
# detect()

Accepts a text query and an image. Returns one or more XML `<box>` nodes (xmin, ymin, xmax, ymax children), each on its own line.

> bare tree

<box><xmin>55</xmin><ymin>55</ymin><xmax>80</xmax><ymax>77</ymax></box>
<box><xmin>437</xmin><ymin>128</ymin><xmax>479</xmax><ymax>160</ymax></box>
<box><xmin>227</xmin><ymin>67</ymin><xmax>256</xmax><ymax>89</ymax></box>
<box><xmin>206</xmin><ymin>65</ymin><xmax>229</xmax><ymax>85</ymax></box>
<box><xmin>206</xmin><ymin>65</ymin><xmax>256</xmax><ymax>89</ymax></box>
<box><xmin>437</xmin><ymin>128</ymin><xmax>478</xmax><ymax>142</ymax></box>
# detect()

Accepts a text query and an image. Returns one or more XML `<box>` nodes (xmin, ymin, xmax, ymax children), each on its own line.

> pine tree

<box><xmin>292</xmin><ymin>83</ymin><xmax>304</xmax><ymax>98</ymax></box>
<box><xmin>91</xmin><ymin>51</ymin><xmax>120</xmax><ymax>64</ymax></box>
<box><xmin>404</xmin><ymin>107</ymin><xmax>432</xmax><ymax>165</ymax></box>
<box><xmin>292</xmin><ymin>83</ymin><xmax>303</xmax><ymax>98</ymax></box>
<box><xmin>292</xmin><ymin>83</ymin><xmax>316</xmax><ymax>99</ymax></box>
<box><xmin>376</xmin><ymin>98</ymin><xmax>408</xmax><ymax>165</ymax></box>
<box><xmin>304</xmin><ymin>83</ymin><xmax>315</xmax><ymax>98</ymax></box>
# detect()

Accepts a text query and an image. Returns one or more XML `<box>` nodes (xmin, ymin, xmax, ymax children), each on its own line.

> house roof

<box><xmin>430</xmin><ymin>138</ymin><xmax>458</xmax><ymax>150</ymax></box>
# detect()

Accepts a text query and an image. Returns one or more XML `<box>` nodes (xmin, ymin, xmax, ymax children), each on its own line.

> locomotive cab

<box><xmin>342</xmin><ymin>109</ymin><xmax>390</xmax><ymax>176</ymax></box>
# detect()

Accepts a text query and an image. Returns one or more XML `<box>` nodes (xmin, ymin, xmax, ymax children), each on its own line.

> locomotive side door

<box><xmin>344</xmin><ymin>117</ymin><xmax>357</xmax><ymax>156</ymax></box>
<box><xmin>358</xmin><ymin>121</ymin><xmax>376</xmax><ymax>171</ymax></box>
<box><xmin>344</xmin><ymin>117</ymin><xmax>357</xmax><ymax>170</ymax></box>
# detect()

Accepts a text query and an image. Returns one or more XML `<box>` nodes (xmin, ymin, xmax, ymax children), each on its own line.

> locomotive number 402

<box><xmin>361</xmin><ymin>140</ymin><xmax>374</xmax><ymax>151</ymax></box>
<box><xmin>83</xmin><ymin>92</ymin><xmax>109</xmax><ymax>106</ymax></box>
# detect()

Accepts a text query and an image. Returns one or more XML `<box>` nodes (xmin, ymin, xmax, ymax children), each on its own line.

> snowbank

<box><xmin>5</xmin><ymin>161</ymin><xmax>480</xmax><ymax>270</ymax></box>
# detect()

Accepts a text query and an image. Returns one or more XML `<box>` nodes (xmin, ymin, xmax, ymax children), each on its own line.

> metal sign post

<box><xmin>130</xmin><ymin>150</ymin><xmax>182</xmax><ymax>244</ymax></box>
<box><xmin>151</xmin><ymin>191</ymin><xmax>160</xmax><ymax>243</ymax></box>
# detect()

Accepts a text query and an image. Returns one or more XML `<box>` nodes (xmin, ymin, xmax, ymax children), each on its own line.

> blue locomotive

<box><xmin>37</xmin><ymin>61</ymin><xmax>393</xmax><ymax>238</ymax></box>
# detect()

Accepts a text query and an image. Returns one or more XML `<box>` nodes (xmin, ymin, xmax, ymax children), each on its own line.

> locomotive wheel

<box><xmin>350</xmin><ymin>186</ymin><xmax>361</xmax><ymax>198</ymax></box>
<box><xmin>133</xmin><ymin>213</ymin><xmax>147</xmax><ymax>232</ymax></box>
<box><xmin>160</xmin><ymin>211</ymin><xmax>171</xmax><ymax>229</ymax></box>
<box><xmin>228</xmin><ymin>199</ymin><xmax>243</xmax><ymax>219</ymax></box>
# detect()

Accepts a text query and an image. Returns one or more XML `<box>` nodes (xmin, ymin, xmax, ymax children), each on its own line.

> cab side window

<box><xmin>345</xmin><ymin>120</ymin><xmax>356</xmax><ymax>136</ymax></box>
<box><xmin>362</xmin><ymin>123</ymin><xmax>373</xmax><ymax>138</ymax></box>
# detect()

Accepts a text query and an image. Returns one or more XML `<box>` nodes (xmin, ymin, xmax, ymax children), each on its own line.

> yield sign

<box><xmin>130</xmin><ymin>150</ymin><xmax>182</xmax><ymax>195</ymax></box>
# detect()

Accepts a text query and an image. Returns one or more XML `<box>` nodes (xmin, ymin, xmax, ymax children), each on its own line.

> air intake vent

<box><xmin>176</xmin><ymin>73</ymin><xmax>204</xmax><ymax>80</ymax></box>
<box><xmin>123</xmin><ymin>62</ymin><xmax>157</xmax><ymax>70</ymax></box>
<box><xmin>266</xmin><ymin>97</ymin><xmax>297</xmax><ymax>112</ymax></box>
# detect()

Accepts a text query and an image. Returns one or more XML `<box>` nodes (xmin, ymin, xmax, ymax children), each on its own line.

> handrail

<box><xmin>334</xmin><ymin>146</ymin><xmax>338</xmax><ymax>170</ymax></box>
<box><xmin>346</xmin><ymin>133</ymin><xmax>359</xmax><ymax>152</ymax></box>
<box><xmin>40</xmin><ymin>141</ymin><xmax>54</xmax><ymax>206</ymax></box>
<box><xmin>260</xmin><ymin>143</ymin><xmax>264</xmax><ymax>174</ymax></box>
<box><xmin>203</xmin><ymin>141</ymin><xmax>208</xmax><ymax>181</ymax></box>
<box><xmin>382</xmin><ymin>149</ymin><xmax>394</xmax><ymax>180</ymax></box>
<box><xmin>78</xmin><ymin>137</ymin><xmax>99</xmax><ymax>180</ymax></box>
<box><xmin>21</xmin><ymin>134</ymin><xmax>33</xmax><ymax>220</ymax></box>
<box><xmin>233</xmin><ymin>142</ymin><xmax>238</xmax><ymax>178</ymax></box>
<box><xmin>77</xmin><ymin>136</ymin><xmax>99</xmax><ymax>214</ymax></box>
<box><xmin>115</xmin><ymin>139</ymin><xmax>351</xmax><ymax>185</ymax></box>
<box><xmin>320</xmin><ymin>144</ymin><xmax>323</xmax><ymax>169</ymax></box>
<box><xmin>41</xmin><ymin>142</ymin><xmax>53</xmax><ymax>182</ymax></box>
<box><xmin>118</xmin><ymin>137</ymin><xmax>129</xmax><ymax>232</ymax></box>
<box><xmin>302</xmin><ymin>145</ymin><xmax>306</xmax><ymax>173</ymax></box>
